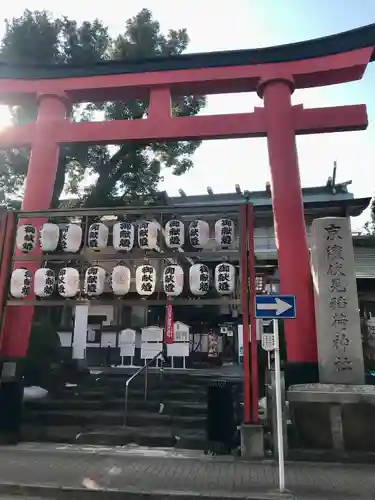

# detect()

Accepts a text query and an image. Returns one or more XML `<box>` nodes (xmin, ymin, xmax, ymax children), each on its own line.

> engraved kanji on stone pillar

<box><xmin>310</xmin><ymin>217</ymin><xmax>365</xmax><ymax>384</ymax></box>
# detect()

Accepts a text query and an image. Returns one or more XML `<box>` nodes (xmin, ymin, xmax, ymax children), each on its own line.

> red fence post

<box><xmin>239</xmin><ymin>204</ymin><xmax>251</xmax><ymax>424</ymax></box>
<box><xmin>247</xmin><ymin>203</ymin><xmax>259</xmax><ymax>424</ymax></box>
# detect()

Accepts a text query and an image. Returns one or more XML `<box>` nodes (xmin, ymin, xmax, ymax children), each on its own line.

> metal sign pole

<box><xmin>256</xmin><ymin>293</ymin><xmax>294</xmax><ymax>492</ymax></box>
<box><xmin>273</xmin><ymin>318</ymin><xmax>285</xmax><ymax>493</ymax></box>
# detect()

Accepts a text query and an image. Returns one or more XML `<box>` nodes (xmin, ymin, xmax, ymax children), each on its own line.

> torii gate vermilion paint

<box><xmin>0</xmin><ymin>25</ymin><xmax>373</xmax><ymax>366</ymax></box>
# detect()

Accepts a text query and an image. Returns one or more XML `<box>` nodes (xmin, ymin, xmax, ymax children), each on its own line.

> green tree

<box><xmin>364</xmin><ymin>198</ymin><xmax>375</xmax><ymax>234</ymax></box>
<box><xmin>0</xmin><ymin>9</ymin><xmax>206</xmax><ymax>208</ymax></box>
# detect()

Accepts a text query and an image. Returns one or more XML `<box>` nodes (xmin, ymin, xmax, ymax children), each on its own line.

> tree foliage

<box><xmin>361</xmin><ymin>198</ymin><xmax>375</xmax><ymax>235</ymax></box>
<box><xmin>0</xmin><ymin>9</ymin><xmax>206</xmax><ymax>207</ymax></box>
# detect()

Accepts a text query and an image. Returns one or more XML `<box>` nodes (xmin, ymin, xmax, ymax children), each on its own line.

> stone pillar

<box><xmin>0</xmin><ymin>93</ymin><xmax>70</xmax><ymax>359</ymax></box>
<box><xmin>240</xmin><ymin>424</ymin><xmax>264</xmax><ymax>459</ymax></box>
<box><xmin>310</xmin><ymin>217</ymin><xmax>365</xmax><ymax>384</ymax></box>
<box><xmin>259</xmin><ymin>78</ymin><xmax>317</xmax><ymax>364</ymax></box>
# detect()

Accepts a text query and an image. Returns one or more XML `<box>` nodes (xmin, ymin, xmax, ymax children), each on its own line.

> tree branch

<box><xmin>82</xmin><ymin>144</ymin><xmax>133</xmax><ymax>207</ymax></box>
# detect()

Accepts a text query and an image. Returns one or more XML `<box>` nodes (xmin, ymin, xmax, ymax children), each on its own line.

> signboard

<box><xmin>141</xmin><ymin>342</ymin><xmax>163</xmax><ymax>359</ymax></box>
<box><xmin>255</xmin><ymin>295</ymin><xmax>296</xmax><ymax>319</ymax></box>
<box><xmin>100</xmin><ymin>332</ymin><xmax>117</xmax><ymax>348</ymax></box>
<box><xmin>119</xmin><ymin>328</ymin><xmax>136</xmax><ymax>347</ymax></box>
<box><xmin>164</xmin><ymin>302</ymin><xmax>174</xmax><ymax>344</ymax></box>
<box><xmin>167</xmin><ymin>343</ymin><xmax>189</xmax><ymax>358</ymax></box>
<box><xmin>119</xmin><ymin>329</ymin><xmax>136</xmax><ymax>361</ymax></box>
<box><xmin>237</xmin><ymin>325</ymin><xmax>252</xmax><ymax>363</ymax></box>
<box><xmin>261</xmin><ymin>333</ymin><xmax>276</xmax><ymax>352</ymax></box>
<box><xmin>120</xmin><ymin>345</ymin><xmax>135</xmax><ymax>358</ymax></box>
<box><xmin>174</xmin><ymin>321</ymin><xmax>190</xmax><ymax>342</ymax></box>
<box><xmin>141</xmin><ymin>326</ymin><xmax>163</xmax><ymax>342</ymax></box>
<box><xmin>220</xmin><ymin>323</ymin><xmax>234</xmax><ymax>337</ymax></box>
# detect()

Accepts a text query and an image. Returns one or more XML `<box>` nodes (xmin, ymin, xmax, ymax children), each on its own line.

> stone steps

<box><xmin>77</xmin><ymin>426</ymin><xmax>207</xmax><ymax>450</ymax></box>
<box><xmin>25</xmin><ymin>398</ymin><xmax>207</xmax><ymax>416</ymax></box>
<box><xmin>57</xmin><ymin>387</ymin><xmax>208</xmax><ymax>402</ymax></box>
<box><xmin>22</xmin><ymin>373</ymin><xmax>241</xmax><ymax>450</ymax></box>
<box><xmin>21</xmin><ymin>424</ymin><xmax>207</xmax><ymax>450</ymax></box>
<box><xmin>24</xmin><ymin>409</ymin><xmax>206</xmax><ymax>429</ymax></box>
<box><xmin>94</xmin><ymin>376</ymin><xmax>211</xmax><ymax>389</ymax></box>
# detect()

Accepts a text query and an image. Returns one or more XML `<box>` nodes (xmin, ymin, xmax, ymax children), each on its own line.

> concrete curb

<box><xmin>3</xmin><ymin>443</ymin><xmax>375</xmax><ymax>467</ymax></box>
<box><xmin>0</xmin><ymin>482</ymin><xmax>295</xmax><ymax>500</ymax></box>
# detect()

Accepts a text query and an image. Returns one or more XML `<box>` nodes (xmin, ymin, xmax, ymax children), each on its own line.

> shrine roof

<box><xmin>164</xmin><ymin>184</ymin><xmax>370</xmax><ymax>218</ymax></box>
<box><xmin>55</xmin><ymin>183</ymin><xmax>371</xmax><ymax>218</ymax></box>
<box><xmin>0</xmin><ymin>24</ymin><xmax>374</xmax><ymax>79</ymax></box>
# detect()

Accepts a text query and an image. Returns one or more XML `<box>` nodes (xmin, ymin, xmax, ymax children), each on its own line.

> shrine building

<box><xmin>52</xmin><ymin>178</ymin><xmax>374</xmax><ymax>367</ymax></box>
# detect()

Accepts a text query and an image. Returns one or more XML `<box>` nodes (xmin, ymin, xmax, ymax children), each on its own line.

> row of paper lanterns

<box><xmin>10</xmin><ymin>263</ymin><xmax>236</xmax><ymax>299</ymax></box>
<box><xmin>16</xmin><ymin>218</ymin><xmax>235</xmax><ymax>254</ymax></box>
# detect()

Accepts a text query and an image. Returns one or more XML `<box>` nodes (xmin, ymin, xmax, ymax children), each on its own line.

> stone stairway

<box><xmin>22</xmin><ymin>371</ymin><xmax>243</xmax><ymax>450</ymax></box>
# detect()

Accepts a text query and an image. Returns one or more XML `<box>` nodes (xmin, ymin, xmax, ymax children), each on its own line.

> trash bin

<box><xmin>206</xmin><ymin>380</ymin><xmax>236</xmax><ymax>454</ymax></box>
<box><xmin>0</xmin><ymin>364</ymin><xmax>24</xmax><ymax>444</ymax></box>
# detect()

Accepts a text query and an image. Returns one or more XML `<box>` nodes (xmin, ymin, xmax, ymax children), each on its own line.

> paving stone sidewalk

<box><xmin>0</xmin><ymin>444</ymin><xmax>373</xmax><ymax>499</ymax></box>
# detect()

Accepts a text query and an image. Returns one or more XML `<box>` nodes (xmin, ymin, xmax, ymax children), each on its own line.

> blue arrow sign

<box><xmin>255</xmin><ymin>295</ymin><xmax>296</xmax><ymax>319</ymax></box>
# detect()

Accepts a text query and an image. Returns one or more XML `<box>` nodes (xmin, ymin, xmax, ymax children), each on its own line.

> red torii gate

<box><xmin>0</xmin><ymin>25</ymin><xmax>373</xmax><ymax>382</ymax></box>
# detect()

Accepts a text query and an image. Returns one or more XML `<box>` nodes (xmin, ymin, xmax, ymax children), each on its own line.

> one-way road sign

<box><xmin>255</xmin><ymin>295</ymin><xmax>296</xmax><ymax>319</ymax></box>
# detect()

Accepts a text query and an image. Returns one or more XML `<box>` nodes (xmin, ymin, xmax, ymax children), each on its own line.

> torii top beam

<box><xmin>0</xmin><ymin>23</ymin><xmax>374</xmax><ymax>104</ymax></box>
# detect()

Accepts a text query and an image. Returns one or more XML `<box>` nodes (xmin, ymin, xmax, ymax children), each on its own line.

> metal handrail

<box><xmin>123</xmin><ymin>350</ymin><xmax>164</xmax><ymax>427</ymax></box>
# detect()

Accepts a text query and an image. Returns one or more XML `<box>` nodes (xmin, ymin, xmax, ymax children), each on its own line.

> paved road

<box><xmin>0</xmin><ymin>443</ymin><xmax>374</xmax><ymax>499</ymax></box>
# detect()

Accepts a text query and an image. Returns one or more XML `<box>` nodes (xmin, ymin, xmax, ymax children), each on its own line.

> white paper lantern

<box><xmin>111</xmin><ymin>265</ymin><xmax>131</xmax><ymax>296</ymax></box>
<box><xmin>165</xmin><ymin>220</ymin><xmax>185</xmax><ymax>249</ymax></box>
<box><xmin>58</xmin><ymin>267</ymin><xmax>80</xmax><ymax>298</ymax></box>
<box><xmin>163</xmin><ymin>265</ymin><xmax>184</xmax><ymax>297</ymax></box>
<box><xmin>34</xmin><ymin>268</ymin><xmax>56</xmax><ymax>297</ymax></box>
<box><xmin>10</xmin><ymin>268</ymin><xmax>32</xmax><ymax>298</ymax></box>
<box><xmin>16</xmin><ymin>225</ymin><xmax>37</xmax><ymax>253</ymax></box>
<box><xmin>136</xmin><ymin>265</ymin><xmax>156</xmax><ymax>296</ymax></box>
<box><xmin>61</xmin><ymin>224</ymin><xmax>82</xmax><ymax>253</ymax></box>
<box><xmin>138</xmin><ymin>221</ymin><xmax>159</xmax><ymax>250</ymax></box>
<box><xmin>84</xmin><ymin>266</ymin><xmax>106</xmax><ymax>297</ymax></box>
<box><xmin>113</xmin><ymin>221</ymin><xmax>135</xmax><ymax>252</ymax></box>
<box><xmin>88</xmin><ymin>222</ymin><xmax>109</xmax><ymax>251</ymax></box>
<box><xmin>188</xmin><ymin>220</ymin><xmax>209</xmax><ymax>248</ymax></box>
<box><xmin>214</xmin><ymin>263</ymin><xmax>235</xmax><ymax>295</ymax></box>
<box><xmin>189</xmin><ymin>264</ymin><xmax>210</xmax><ymax>296</ymax></box>
<box><xmin>215</xmin><ymin>219</ymin><xmax>235</xmax><ymax>247</ymax></box>
<box><xmin>39</xmin><ymin>223</ymin><xmax>60</xmax><ymax>252</ymax></box>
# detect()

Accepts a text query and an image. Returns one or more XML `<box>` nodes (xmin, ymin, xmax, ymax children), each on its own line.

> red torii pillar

<box><xmin>0</xmin><ymin>94</ymin><xmax>70</xmax><ymax>358</ymax></box>
<box><xmin>260</xmin><ymin>77</ymin><xmax>316</xmax><ymax>363</ymax></box>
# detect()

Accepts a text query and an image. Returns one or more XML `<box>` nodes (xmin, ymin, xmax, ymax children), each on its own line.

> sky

<box><xmin>0</xmin><ymin>0</ymin><xmax>374</xmax><ymax>229</ymax></box>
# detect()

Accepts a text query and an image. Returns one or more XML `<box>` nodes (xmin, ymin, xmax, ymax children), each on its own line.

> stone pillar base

<box><xmin>288</xmin><ymin>384</ymin><xmax>375</xmax><ymax>453</ymax></box>
<box><xmin>240</xmin><ymin>424</ymin><xmax>264</xmax><ymax>459</ymax></box>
